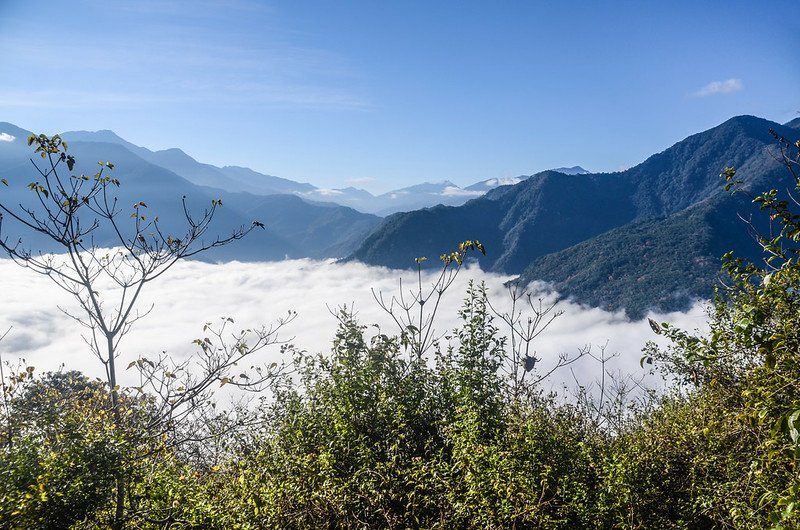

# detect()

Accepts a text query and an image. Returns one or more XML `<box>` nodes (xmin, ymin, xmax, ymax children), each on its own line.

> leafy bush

<box><xmin>0</xmin><ymin>371</ymin><xmax>120</xmax><ymax>529</ymax></box>
<box><xmin>198</xmin><ymin>283</ymin><xmax>603</xmax><ymax>529</ymax></box>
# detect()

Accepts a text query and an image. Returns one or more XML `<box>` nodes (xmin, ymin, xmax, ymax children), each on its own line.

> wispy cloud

<box><xmin>483</xmin><ymin>177</ymin><xmax>521</xmax><ymax>187</ymax></box>
<box><xmin>305</xmin><ymin>188</ymin><xmax>344</xmax><ymax>196</ymax></box>
<box><xmin>439</xmin><ymin>186</ymin><xmax>485</xmax><ymax>197</ymax></box>
<box><xmin>107</xmin><ymin>0</ymin><xmax>272</xmax><ymax>17</ymax></box>
<box><xmin>693</xmin><ymin>78</ymin><xmax>744</xmax><ymax>97</ymax></box>
<box><xmin>0</xmin><ymin>257</ymin><xmax>708</xmax><ymax>392</ymax></box>
<box><xmin>0</xmin><ymin>10</ymin><xmax>371</xmax><ymax>112</ymax></box>
<box><xmin>0</xmin><ymin>133</ymin><xmax>15</xmax><ymax>142</ymax></box>
<box><xmin>0</xmin><ymin>90</ymin><xmax>177</xmax><ymax>110</ymax></box>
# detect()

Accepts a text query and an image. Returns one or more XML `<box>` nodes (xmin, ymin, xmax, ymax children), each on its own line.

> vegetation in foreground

<box><xmin>1</xmin><ymin>133</ymin><xmax>800</xmax><ymax>528</ymax></box>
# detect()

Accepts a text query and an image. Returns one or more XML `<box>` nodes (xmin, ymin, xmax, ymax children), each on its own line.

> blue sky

<box><xmin>0</xmin><ymin>1</ymin><xmax>797</xmax><ymax>193</ymax></box>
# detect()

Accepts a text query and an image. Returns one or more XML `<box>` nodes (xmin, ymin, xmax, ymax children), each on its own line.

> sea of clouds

<box><xmin>0</xmin><ymin>257</ymin><xmax>709</xmax><ymax>393</ymax></box>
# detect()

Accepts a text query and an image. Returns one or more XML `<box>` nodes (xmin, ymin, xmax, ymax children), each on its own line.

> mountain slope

<box><xmin>518</xmin><ymin>193</ymin><xmax>769</xmax><ymax>317</ymax></box>
<box><xmin>0</xmin><ymin>131</ymin><xmax>378</xmax><ymax>261</ymax></box>
<box><xmin>199</xmin><ymin>192</ymin><xmax>381</xmax><ymax>259</ymax></box>
<box><xmin>220</xmin><ymin>165</ymin><xmax>315</xmax><ymax>195</ymax></box>
<box><xmin>622</xmin><ymin>115</ymin><xmax>785</xmax><ymax>219</ymax></box>
<box><xmin>300</xmin><ymin>181</ymin><xmax>485</xmax><ymax>215</ymax></box>
<box><xmin>59</xmin><ymin>128</ymin><xmax>503</xmax><ymax>214</ymax></box>
<box><xmin>349</xmin><ymin>116</ymin><xmax>800</xmax><ymax>315</ymax></box>
<box><xmin>348</xmin><ymin>169</ymin><xmax>636</xmax><ymax>271</ymax></box>
<box><xmin>0</xmin><ymin>137</ymin><xmax>292</xmax><ymax>261</ymax></box>
<box><xmin>785</xmin><ymin>117</ymin><xmax>800</xmax><ymax>129</ymax></box>
<box><xmin>61</xmin><ymin>130</ymin><xmax>248</xmax><ymax>191</ymax></box>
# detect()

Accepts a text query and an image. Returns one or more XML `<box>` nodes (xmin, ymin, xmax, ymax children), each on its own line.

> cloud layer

<box><xmin>0</xmin><ymin>133</ymin><xmax>15</xmax><ymax>142</ymax></box>
<box><xmin>694</xmin><ymin>78</ymin><xmax>744</xmax><ymax>97</ymax></box>
<box><xmin>0</xmin><ymin>257</ymin><xmax>709</xmax><ymax>392</ymax></box>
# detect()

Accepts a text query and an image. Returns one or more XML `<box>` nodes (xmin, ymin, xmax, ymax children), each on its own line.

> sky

<box><xmin>0</xmin><ymin>1</ymin><xmax>798</xmax><ymax>193</ymax></box>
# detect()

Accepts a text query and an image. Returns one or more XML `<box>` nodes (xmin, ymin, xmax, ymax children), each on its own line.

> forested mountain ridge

<box><xmin>59</xmin><ymin>129</ymin><xmax>534</xmax><ymax>215</ymax></box>
<box><xmin>622</xmin><ymin>115</ymin><xmax>789</xmax><ymax>218</ymax></box>
<box><xmin>60</xmin><ymin>128</ymin><xmax>317</xmax><ymax>195</ymax></box>
<box><xmin>3</xmin><ymin>116</ymin><xmax>797</xmax><ymax>315</ymax></box>
<box><xmin>0</xmin><ymin>124</ymin><xmax>380</xmax><ymax>261</ymax></box>
<box><xmin>349</xmin><ymin>115</ymin><xmax>800</xmax><ymax>315</ymax></box>
<box><xmin>519</xmin><ymin>192</ymin><xmax>767</xmax><ymax>318</ymax></box>
<box><xmin>349</xmin><ymin>169</ymin><xmax>635</xmax><ymax>273</ymax></box>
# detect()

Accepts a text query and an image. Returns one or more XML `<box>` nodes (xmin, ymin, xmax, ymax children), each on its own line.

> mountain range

<box><xmin>0</xmin><ymin>123</ymin><xmax>583</xmax><ymax>262</ymax></box>
<box><xmin>2</xmin><ymin>115</ymin><xmax>797</xmax><ymax>318</ymax></box>
<box><xmin>349</xmin><ymin>115</ymin><xmax>800</xmax><ymax>317</ymax></box>
<box><xmin>0</xmin><ymin>124</ymin><xmax>380</xmax><ymax>261</ymax></box>
<box><xmin>58</xmin><ymin>129</ymin><xmax>587</xmax><ymax>216</ymax></box>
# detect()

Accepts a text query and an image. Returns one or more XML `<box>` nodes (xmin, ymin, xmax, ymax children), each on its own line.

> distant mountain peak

<box><xmin>153</xmin><ymin>147</ymin><xmax>193</xmax><ymax>160</ymax></box>
<box><xmin>785</xmin><ymin>117</ymin><xmax>800</xmax><ymax>129</ymax></box>
<box><xmin>551</xmin><ymin>165</ymin><xmax>590</xmax><ymax>175</ymax></box>
<box><xmin>720</xmin><ymin>114</ymin><xmax>775</xmax><ymax>131</ymax></box>
<box><xmin>63</xmin><ymin>128</ymin><xmax>127</xmax><ymax>143</ymax></box>
<box><xmin>389</xmin><ymin>181</ymin><xmax>458</xmax><ymax>194</ymax></box>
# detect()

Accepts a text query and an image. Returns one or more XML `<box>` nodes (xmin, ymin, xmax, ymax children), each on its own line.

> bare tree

<box><xmin>0</xmin><ymin>326</ymin><xmax>12</xmax><ymax>445</ymax></box>
<box><xmin>371</xmin><ymin>241</ymin><xmax>586</xmax><ymax>398</ymax></box>
<box><xmin>128</xmin><ymin>315</ymin><xmax>294</xmax><ymax>455</ymax></box>
<box><xmin>0</xmin><ymin>133</ymin><xmax>272</xmax><ymax>529</ymax></box>
<box><xmin>372</xmin><ymin>240</ymin><xmax>486</xmax><ymax>357</ymax></box>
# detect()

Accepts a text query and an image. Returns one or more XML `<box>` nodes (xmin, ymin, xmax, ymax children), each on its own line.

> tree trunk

<box><xmin>107</xmin><ymin>333</ymin><xmax>126</xmax><ymax>530</ymax></box>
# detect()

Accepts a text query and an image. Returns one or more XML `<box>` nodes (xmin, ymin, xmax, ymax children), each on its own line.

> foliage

<box><xmin>5</xmin><ymin>127</ymin><xmax>800</xmax><ymax>529</ymax></box>
<box><xmin>0</xmin><ymin>370</ymin><xmax>122</xmax><ymax>529</ymax></box>
<box><xmin>640</xmin><ymin>131</ymin><xmax>800</xmax><ymax>529</ymax></box>
<box><xmin>373</xmin><ymin>239</ymin><xmax>486</xmax><ymax>357</ymax></box>
<box><xmin>0</xmin><ymin>135</ymin><xmax>275</xmax><ymax>529</ymax></box>
<box><xmin>200</xmin><ymin>284</ymin><xmax>604</xmax><ymax>529</ymax></box>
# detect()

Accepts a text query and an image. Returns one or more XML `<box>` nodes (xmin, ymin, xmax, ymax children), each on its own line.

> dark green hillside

<box><xmin>623</xmin><ymin>115</ymin><xmax>791</xmax><ymax>218</ymax></box>
<box><xmin>348</xmin><ymin>199</ymin><xmax>504</xmax><ymax>269</ymax></box>
<box><xmin>350</xmin><ymin>115</ymin><xmax>800</xmax><ymax>315</ymax></box>
<box><xmin>491</xmin><ymin>170</ymin><xmax>635</xmax><ymax>271</ymax></box>
<box><xmin>348</xmin><ymin>171</ymin><xmax>634</xmax><ymax>271</ymax></box>
<box><xmin>519</xmin><ymin>193</ymin><xmax>766</xmax><ymax>318</ymax></box>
